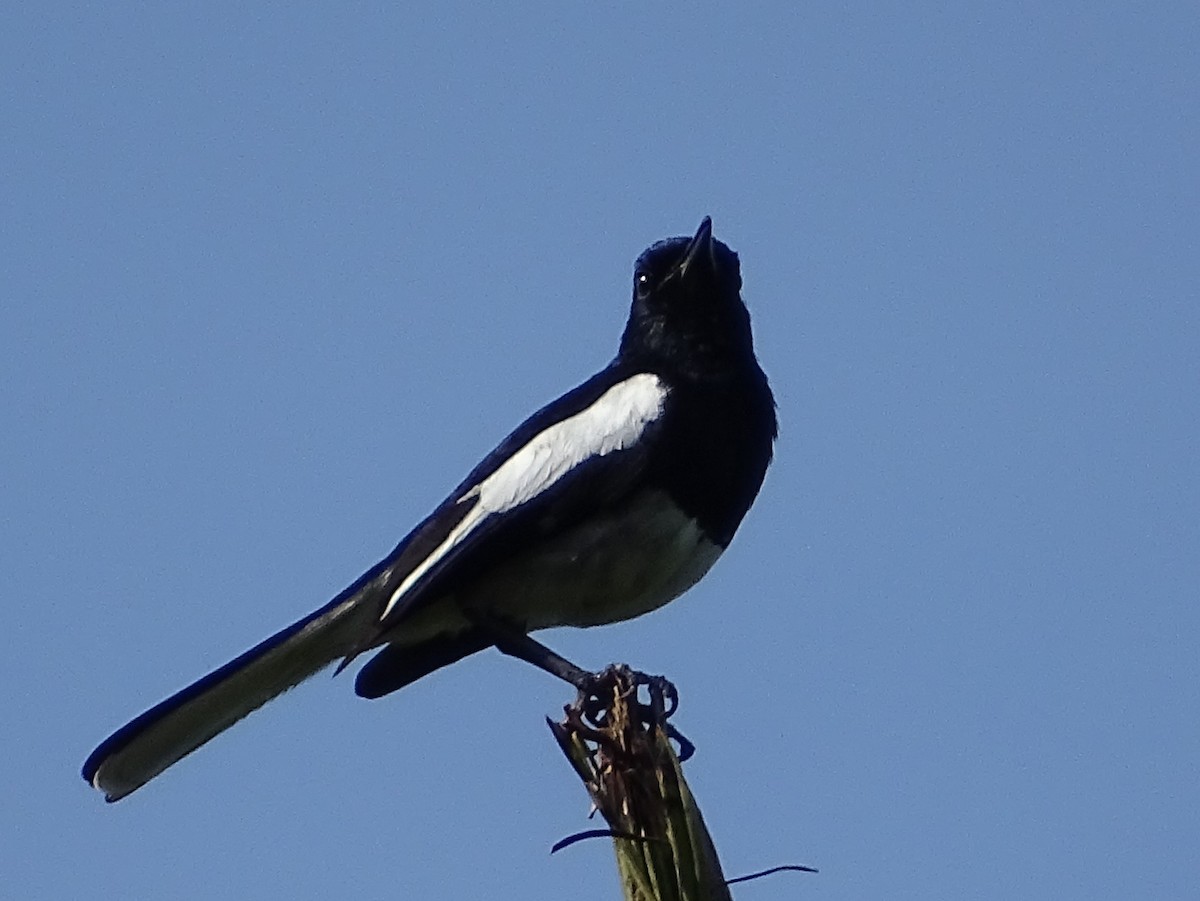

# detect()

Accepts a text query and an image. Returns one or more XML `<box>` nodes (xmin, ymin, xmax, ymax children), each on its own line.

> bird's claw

<box><xmin>572</xmin><ymin>664</ymin><xmax>680</xmax><ymax>728</ymax></box>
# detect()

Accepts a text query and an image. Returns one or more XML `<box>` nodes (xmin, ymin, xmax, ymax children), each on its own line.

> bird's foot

<box><xmin>569</xmin><ymin>664</ymin><xmax>694</xmax><ymax>760</ymax></box>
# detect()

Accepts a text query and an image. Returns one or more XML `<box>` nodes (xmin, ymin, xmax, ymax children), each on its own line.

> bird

<box><xmin>82</xmin><ymin>216</ymin><xmax>777</xmax><ymax>802</ymax></box>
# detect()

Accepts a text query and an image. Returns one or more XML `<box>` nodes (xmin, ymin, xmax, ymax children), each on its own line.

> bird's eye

<box><xmin>635</xmin><ymin>271</ymin><xmax>652</xmax><ymax>299</ymax></box>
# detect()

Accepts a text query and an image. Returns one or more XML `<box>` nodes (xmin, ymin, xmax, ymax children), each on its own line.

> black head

<box><xmin>619</xmin><ymin>217</ymin><xmax>756</xmax><ymax>378</ymax></box>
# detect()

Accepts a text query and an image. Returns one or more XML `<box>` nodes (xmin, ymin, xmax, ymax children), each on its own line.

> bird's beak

<box><xmin>678</xmin><ymin>216</ymin><xmax>714</xmax><ymax>278</ymax></box>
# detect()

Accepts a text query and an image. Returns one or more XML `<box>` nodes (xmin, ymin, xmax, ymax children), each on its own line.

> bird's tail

<box><xmin>83</xmin><ymin>590</ymin><xmax>377</xmax><ymax>802</ymax></box>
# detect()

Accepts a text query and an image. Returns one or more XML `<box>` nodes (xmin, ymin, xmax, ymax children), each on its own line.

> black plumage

<box><xmin>83</xmin><ymin>217</ymin><xmax>775</xmax><ymax>801</ymax></box>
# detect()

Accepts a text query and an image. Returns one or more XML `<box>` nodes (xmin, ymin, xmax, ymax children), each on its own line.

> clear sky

<box><xmin>3</xmin><ymin>4</ymin><xmax>1197</xmax><ymax>899</ymax></box>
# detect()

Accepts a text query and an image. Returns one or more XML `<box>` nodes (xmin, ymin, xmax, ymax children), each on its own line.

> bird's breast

<box><xmin>460</xmin><ymin>489</ymin><xmax>723</xmax><ymax>630</ymax></box>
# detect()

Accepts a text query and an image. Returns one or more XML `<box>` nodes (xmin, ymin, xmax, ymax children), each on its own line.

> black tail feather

<box><xmin>355</xmin><ymin>630</ymin><xmax>493</xmax><ymax>699</ymax></box>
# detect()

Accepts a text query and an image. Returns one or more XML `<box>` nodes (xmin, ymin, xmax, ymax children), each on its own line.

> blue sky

<box><xmin>3</xmin><ymin>3</ymin><xmax>1197</xmax><ymax>899</ymax></box>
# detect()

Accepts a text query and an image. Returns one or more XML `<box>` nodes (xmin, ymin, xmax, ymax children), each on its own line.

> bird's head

<box><xmin>619</xmin><ymin>217</ymin><xmax>756</xmax><ymax>378</ymax></box>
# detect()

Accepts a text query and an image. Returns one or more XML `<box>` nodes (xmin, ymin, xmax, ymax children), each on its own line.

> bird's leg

<box><xmin>472</xmin><ymin>617</ymin><xmax>599</xmax><ymax>693</ymax></box>
<box><xmin>471</xmin><ymin>617</ymin><xmax>689</xmax><ymax>751</ymax></box>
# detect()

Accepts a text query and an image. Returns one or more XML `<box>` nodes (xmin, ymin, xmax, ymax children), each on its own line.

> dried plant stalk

<box><xmin>549</xmin><ymin>666</ymin><xmax>731</xmax><ymax>901</ymax></box>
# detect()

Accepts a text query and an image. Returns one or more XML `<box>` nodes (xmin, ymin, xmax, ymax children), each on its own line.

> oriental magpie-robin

<box><xmin>83</xmin><ymin>216</ymin><xmax>776</xmax><ymax>801</ymax></box>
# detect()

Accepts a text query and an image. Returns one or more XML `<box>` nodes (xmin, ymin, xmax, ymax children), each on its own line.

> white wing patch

<box><xmin>381</xmin><ymin>373</ymin><xmax>668</xmax><ymax>621</ymax></box>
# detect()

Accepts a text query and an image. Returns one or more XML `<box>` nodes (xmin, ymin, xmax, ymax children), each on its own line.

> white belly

<box><xmin>460</xmin><ymin>490</ymin><xmax>723</xmax><ymax>629</ymax></box>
